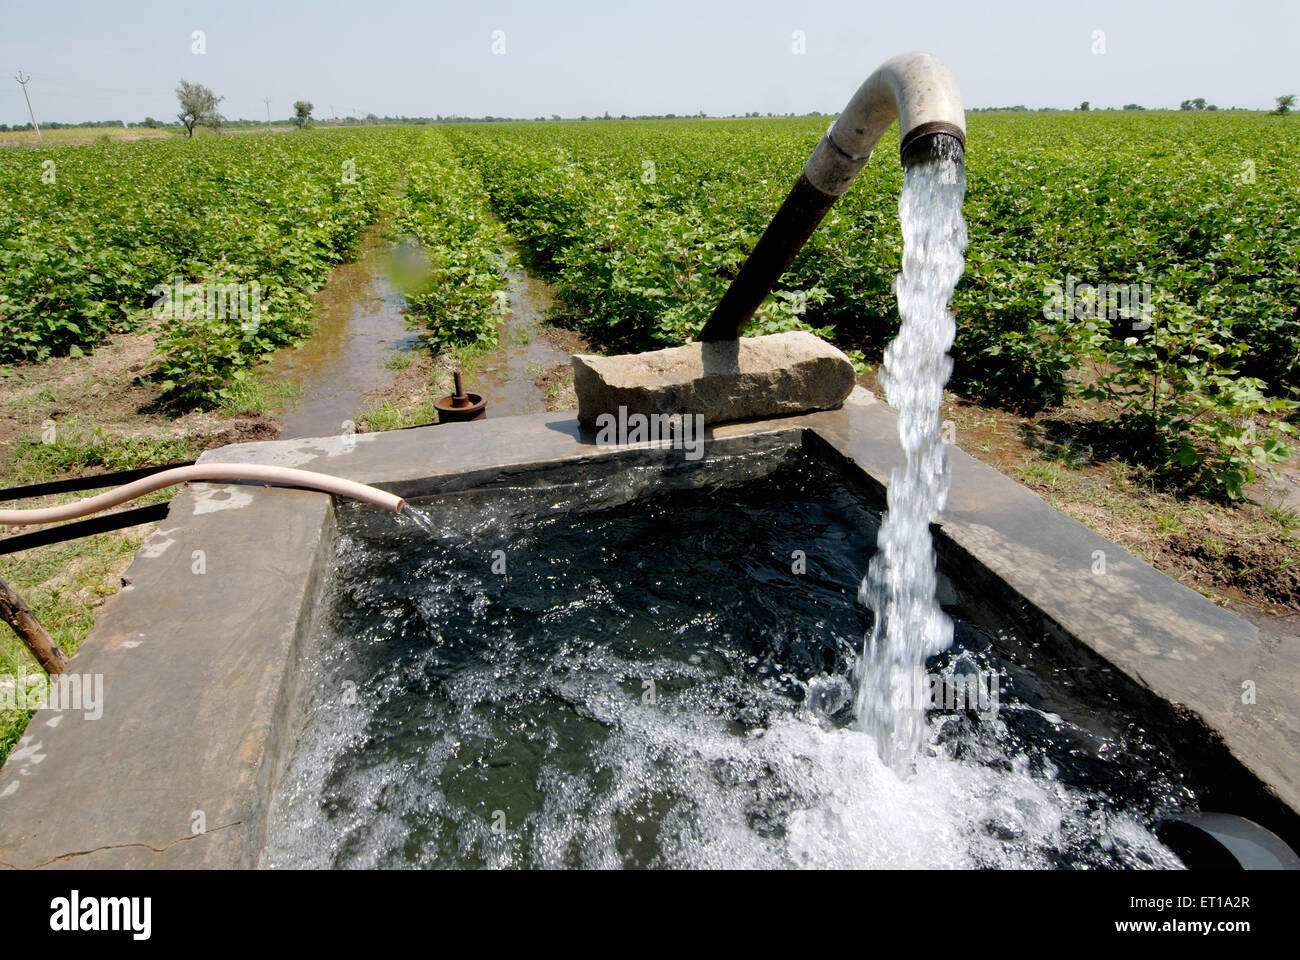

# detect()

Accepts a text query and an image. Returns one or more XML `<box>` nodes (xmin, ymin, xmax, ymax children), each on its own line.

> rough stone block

<box><xmin>572</xmin><ymin>331</ymin><xmax>856</xmax><ymax>427</ymax></box>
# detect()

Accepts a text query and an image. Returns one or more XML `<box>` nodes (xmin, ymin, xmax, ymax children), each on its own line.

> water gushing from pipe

<box><xmin>854</xmin><ymin>135</ymin><xmax>968</xmax><ymax>771</ymax></box>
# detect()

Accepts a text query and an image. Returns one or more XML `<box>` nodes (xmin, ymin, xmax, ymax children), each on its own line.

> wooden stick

<box><xmin>0</xmin><ymin>575</ymin><xmax>67</xmax><ymax>675</ymax></box>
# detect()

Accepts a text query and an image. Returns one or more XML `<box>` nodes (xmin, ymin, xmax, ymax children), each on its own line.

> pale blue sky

<box><xmin>1</xmin><ymin>0</ymin><xmax>1296</xmax><ymax>125</ymax></box>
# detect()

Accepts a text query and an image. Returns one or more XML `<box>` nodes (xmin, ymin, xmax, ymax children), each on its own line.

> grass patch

<box><xmin>1016</xmin><ymin>458</ymin><xmax>1062</xmax><ymax>490</ymax></box>
<box><xmin>5</xmin><ymin>426</ymin><xmax>199</xmax><ymax>486</ymax></box>
<box><xmin>217</xmin><ymin>374</ymin><xmax>299</xmax><ymax>416</ymax></box>
<box><xmin>443</xmin><ymin>339</ymin><xmax>496</xmax><ymax>379</ymax></box>
<box><xmin>3</xmin><ymin>386</ymin><xmax>58</xmax><ymax>412</ymax></box>
<box><xmin>544</xmin><ymin>376</ymin><xmax>569</xmax><ymax>402</ymax></box>
<box><xmin>357</xmin><ymin>396</ymin><xmax>441</xmax><ymax>432</ymax></box>
<box><xmin>384</xmin><ymin>350</ymin><xmax>415</xmax><ymax>371</ymax></box>
<box><xmin>1262</xmin><ymin>503</ymin><xmax>1300</xmax><ymax>528</ymax></box>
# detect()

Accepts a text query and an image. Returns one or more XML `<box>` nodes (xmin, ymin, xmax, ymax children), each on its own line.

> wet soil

<box><xmin>469</xmin><ymin>266</ymin><xmax>573</xmax><ymax>418</ymax></box>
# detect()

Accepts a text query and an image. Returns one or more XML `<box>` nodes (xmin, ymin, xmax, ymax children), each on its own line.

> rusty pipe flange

<box><xmin>434</xmin><ymin>392</ymin><xmax>487</xmax><ymax>423</ymax></box>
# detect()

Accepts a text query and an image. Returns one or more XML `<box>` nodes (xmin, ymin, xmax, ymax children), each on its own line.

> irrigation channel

<box><xmin>472</xmin><ymin>261</ymin><xmax>571</xmax><ymax>418</ymax></box>
<box><xmin>264</xmin><ymin>225</ymin><xmax>565</xmax><ymax>439</ymax></box>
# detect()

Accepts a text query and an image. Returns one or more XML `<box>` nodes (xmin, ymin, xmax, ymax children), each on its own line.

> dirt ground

<box><xmin>858</xmin><ymin>366</ymin><xmax>1300</xmax><ymax>617</ymax></box>
<box><xmin>0</xmin><ymin>126</ymin><xmax>300</xmax><ymax>149</ymax></box>
<box><xmin>0</xmin><ymin>321</ymin><xmax>279</xmax><ymax>477</ymax></box>
<box><xmin>355</xmin><ymin>349</ymin><xmax>445</xmax><ymax>429</ymax></box>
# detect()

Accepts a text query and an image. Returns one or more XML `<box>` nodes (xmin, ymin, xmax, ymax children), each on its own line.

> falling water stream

<box><xmin>855</xmin><ymin>139</ymin><xmax>969</xmax><ymax>771</ymax></box>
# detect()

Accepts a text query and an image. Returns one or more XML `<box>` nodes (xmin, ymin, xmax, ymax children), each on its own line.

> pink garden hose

<box><xmin>0</xmin><ymin>464</ymin><xmax>405</xmax><ymax>527</ymax></box>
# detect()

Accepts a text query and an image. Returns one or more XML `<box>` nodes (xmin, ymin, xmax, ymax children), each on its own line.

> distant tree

<box><xmin>1276</xmin><ymin>94</ymin><xmax>1296</xmax><ymax>116</ymax></box>
<box><xmin>1079</xmin><ymin>101</ymin><xmax>1090</xmax><ymax>111</ymax></box>
<box><xmin>175</xmin><ymin>80</ymin><xmax>224</xmax><ymax>137</ymax></box>
<box><xmin>293</xmin><ymin>100</ymin><xmax>314</xmax><ymax>129</ymax></box>
<box><xmin>143</xmin><ymin>116</ymin><xmax>163</xmax><ymax>129</ymax></box>
<box><xmin>1123</xmin><ymin>104</ymin><xmax>1145</xmax><ymax>111</ymax></box>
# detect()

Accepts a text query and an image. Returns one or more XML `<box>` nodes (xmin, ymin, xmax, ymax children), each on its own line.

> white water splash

<box><xmin>262</xmin><ymin>637</ymin><xmax>1182</xmax><ymax>869</ymax></box>
<box><xmin>854</xmin><ymin>142</ymin><xmax>968</xmax><ymax>770</ymax></box>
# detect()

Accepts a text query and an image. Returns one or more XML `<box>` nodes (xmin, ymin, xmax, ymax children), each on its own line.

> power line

<box><xmin>14</xmin><ymin>71</ymin><xmax>42</xmax><ymax>142</ymax></box>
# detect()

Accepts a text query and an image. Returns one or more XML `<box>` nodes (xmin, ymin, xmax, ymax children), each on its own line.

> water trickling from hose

<box><xmin>854</xmin><ymin>138</ymin><xmax>968</xmax><ymax>771</ymax></box>
<box><xmin>397</xmin><ymin>503</ymin><xmax>439</xmax><ymax>537</ymax></box>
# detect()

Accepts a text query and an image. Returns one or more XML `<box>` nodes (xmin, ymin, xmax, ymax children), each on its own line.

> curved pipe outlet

<box><xmin>804</xmin><ymin>51</ymin><xmax>965</xmax><ymax>195</ymax></box>
<box><xmin>0</xmin><ymin>464</ymin><xmax>405</xmax><ymax>528</ymax></box>
<box><xmin>697</xmin><ymin>51</ymin><xmax>965</xmax><ymax>342</ymax></box>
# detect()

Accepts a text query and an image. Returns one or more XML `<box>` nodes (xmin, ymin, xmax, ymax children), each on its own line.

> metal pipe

<box><xmin>0</xmin><ymin>464</ymin><xmax>405</xmax><ymax>528</ymax></box>
<box><xmin>697</xmin><ymin>51</ymin><xmax>965</xmax><ymax>342</ymax></box>
<box><xmin>1155</xmin><ymin>812</ymin><xmax>1300</xmax><ymax>870</ymax></box>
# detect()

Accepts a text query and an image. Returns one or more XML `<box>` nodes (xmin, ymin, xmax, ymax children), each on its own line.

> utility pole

<box><xmin>14</xmin><ymin>72</ymin><xmax>41</xmax><ymax>143</ymax></box>
<box><xmin>263</xmin><ymin>97</ymin><xmax>272</xmax><ymax>129</ymax></box>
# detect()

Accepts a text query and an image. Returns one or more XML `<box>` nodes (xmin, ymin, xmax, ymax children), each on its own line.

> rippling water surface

<box><xmin>263</xmin><ymin>450</ymin><xmax>1190</xmax><ymax>869</ymax></box>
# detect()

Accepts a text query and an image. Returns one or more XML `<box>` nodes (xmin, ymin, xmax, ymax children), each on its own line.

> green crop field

<box><xmin>443</xmin><ymin>113</ymin><xmax>1300</xmax><ymax>497</ymax></box>
<box><xmin>2</xmin><ymin>112</ymin><xmax>1297</xmax><ymax>496</ymax></box>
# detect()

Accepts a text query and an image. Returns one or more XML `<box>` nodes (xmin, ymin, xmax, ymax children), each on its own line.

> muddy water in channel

<box><xmin>472</xmin><ymin>264</ymin><xmax>571</xmax><ymax>418</ymax></box>
<box><xmin>266</xmin><ymin>222</ymin><xmax>422</xmax><ymax>439</ymax></box>
<box><xmin>267</xmin><ymin>226</ymin><xmax>567</xmax><ymax>435</ymax></box>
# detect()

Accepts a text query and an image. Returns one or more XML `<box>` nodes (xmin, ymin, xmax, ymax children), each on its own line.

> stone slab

<box><xmin>572</xmin><ymin>331</ymin><xmax>856</xmax><ymax>427</ymax></box>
